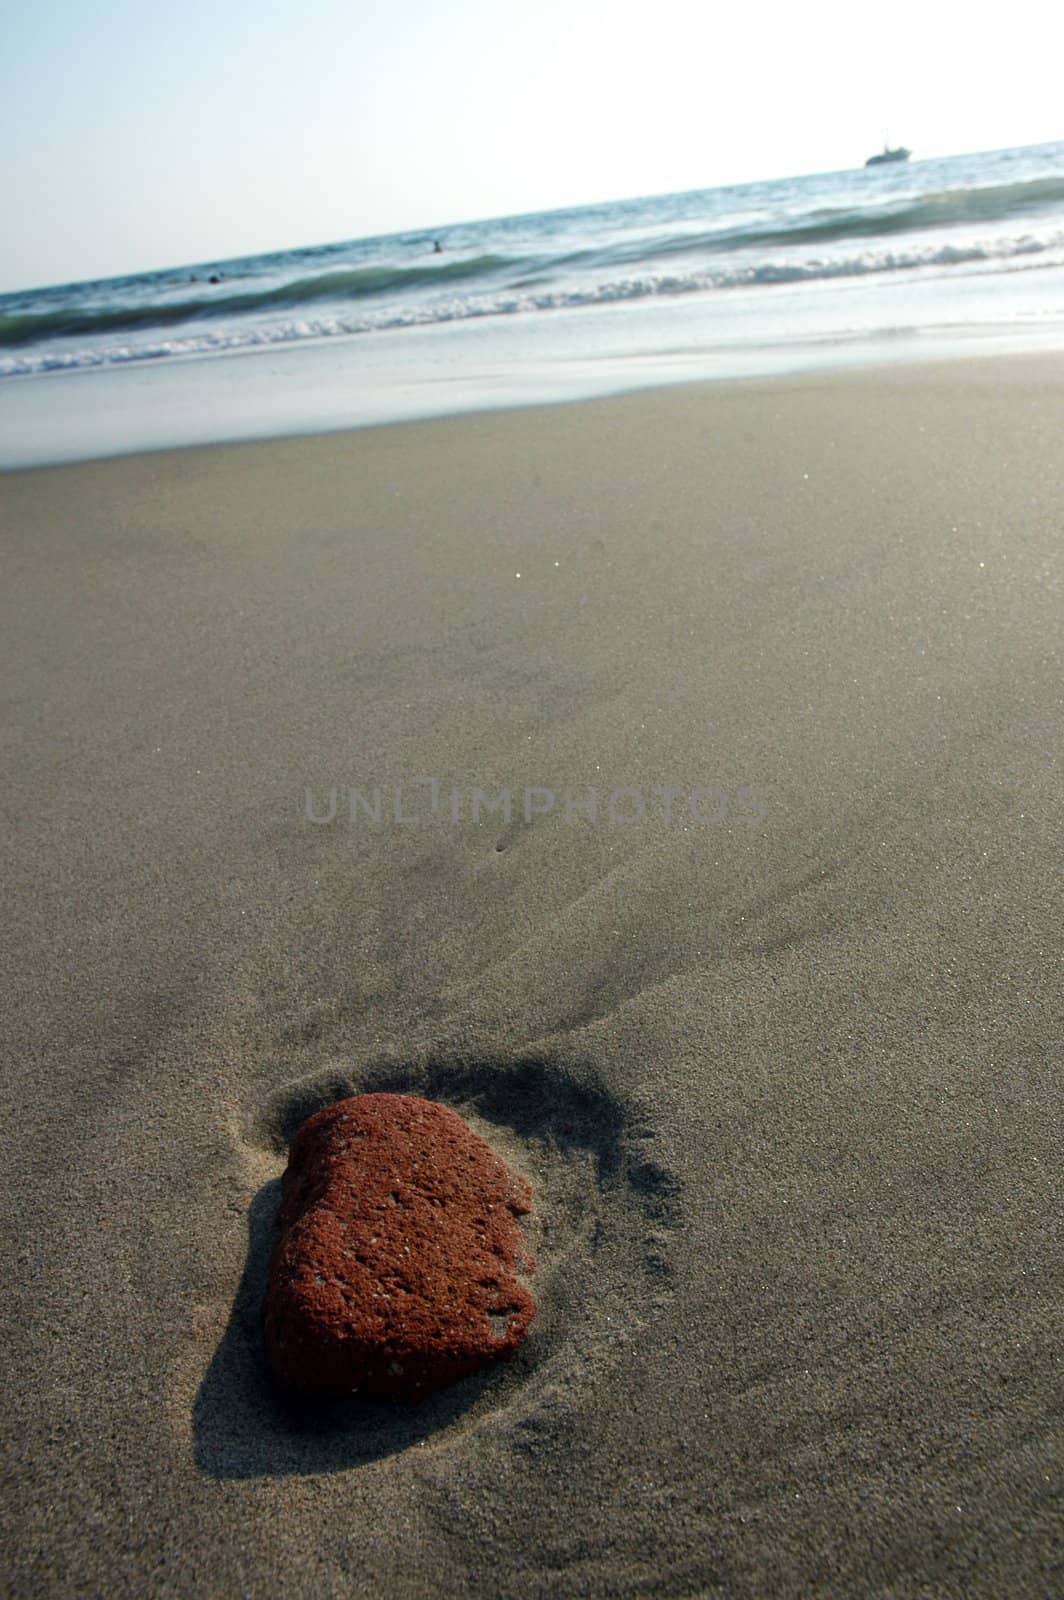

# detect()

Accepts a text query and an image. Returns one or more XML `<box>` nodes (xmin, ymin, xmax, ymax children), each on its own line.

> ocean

<box><xmin>3</xmin><ymin>140</ymin><xmax>1064</xmax><ymax>465</ymax></box>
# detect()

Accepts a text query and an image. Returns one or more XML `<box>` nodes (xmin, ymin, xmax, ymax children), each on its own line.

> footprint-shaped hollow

<box><xmin>264</xmin><ymin>1093</ymin><xmax>535</xmax><ymax>1403</ymax></box>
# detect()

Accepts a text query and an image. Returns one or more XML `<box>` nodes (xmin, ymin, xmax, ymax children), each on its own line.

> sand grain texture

<box><xmin>1</xmin><ymin>355</ymin><xmax>1062</xmax><ymax>1597</ymax></box>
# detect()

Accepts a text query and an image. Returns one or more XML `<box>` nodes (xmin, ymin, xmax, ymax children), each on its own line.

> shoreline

<box><xmin>3</xmin><ymin>289</ymin><xmax>1064</xmax><ymax>471</ymax></box>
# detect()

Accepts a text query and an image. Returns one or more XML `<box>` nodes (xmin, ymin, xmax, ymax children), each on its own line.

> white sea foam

<box><xmin>3</xmin><ymin>227</ymin><xmax>1063</xmax><ymax>379</ymax></box>
<box><xmin>4</xmin><ymin>143</ymin><xmax>1064</xmax><ymax>381</ymax></box>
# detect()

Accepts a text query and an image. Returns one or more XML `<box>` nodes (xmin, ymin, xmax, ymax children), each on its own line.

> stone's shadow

<box><xmin>195</xmin><ymin>1049</ymin><xmax>681</xmax><ymax>1479</ymax></box>
<box><xmin>193</xmin><ymin>1181</ymin><xmax>517</xmax><ymax>1480</ymax></box>
<box><xmin>255</xmin><ymin>1051</ymin><xmax>632</xmax><ymax>1180</ymax></box>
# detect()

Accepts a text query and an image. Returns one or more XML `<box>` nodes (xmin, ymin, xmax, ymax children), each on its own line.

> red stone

<box><xmin>264</xmin><ymin>1093</ymin><xmax>535</xmax><ymax>1401</ymax></box>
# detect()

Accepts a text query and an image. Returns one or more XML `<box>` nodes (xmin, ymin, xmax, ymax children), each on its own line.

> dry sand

<box><xmin>1</xmin><ymin>355</ymin><xmax>1062</xmax><ymax>1597</ymax></box>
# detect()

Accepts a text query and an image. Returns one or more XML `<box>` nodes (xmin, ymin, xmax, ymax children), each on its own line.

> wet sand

<box><xmin>2</xmin><ymin>355</ymin><xmax>1061</xmax><ymax>1596</ymax></box>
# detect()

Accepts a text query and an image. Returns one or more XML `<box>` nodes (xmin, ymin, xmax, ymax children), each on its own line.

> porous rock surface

<box><xmin>264</xmin><ymin>1093</ymin><xmax>536</xmax><ymax>1401</ymax></box>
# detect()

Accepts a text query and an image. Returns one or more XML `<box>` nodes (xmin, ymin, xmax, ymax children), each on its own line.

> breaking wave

<box><xmin>3</xmin><ymin>145</ymin><xmax>1064</xmax><ymax>379</ymax></box>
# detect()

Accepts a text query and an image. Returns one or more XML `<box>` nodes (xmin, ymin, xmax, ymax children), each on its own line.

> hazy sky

<box><xmin>3</xmin><ymin>0</ymin><xmax>1063</xmax><ymax>292</ymax></box>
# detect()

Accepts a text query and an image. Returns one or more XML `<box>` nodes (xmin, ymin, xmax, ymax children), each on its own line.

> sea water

<box><xmin>3</xmin><ymin>141</ymin><xmax>1064</xmax><ymax>466</ymax></box>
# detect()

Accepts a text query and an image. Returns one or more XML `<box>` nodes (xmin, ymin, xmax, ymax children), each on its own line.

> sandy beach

<box><xmin>2</xmin><ymin>354</ymin><xmax>1061</xmax><ymax>1597</ymax></box>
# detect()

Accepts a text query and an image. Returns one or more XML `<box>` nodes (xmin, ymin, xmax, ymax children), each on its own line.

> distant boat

<box><xmin>865</xmin><ymin>144</ymin><xmax>911</xmax><ymax>167</ymax></box>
